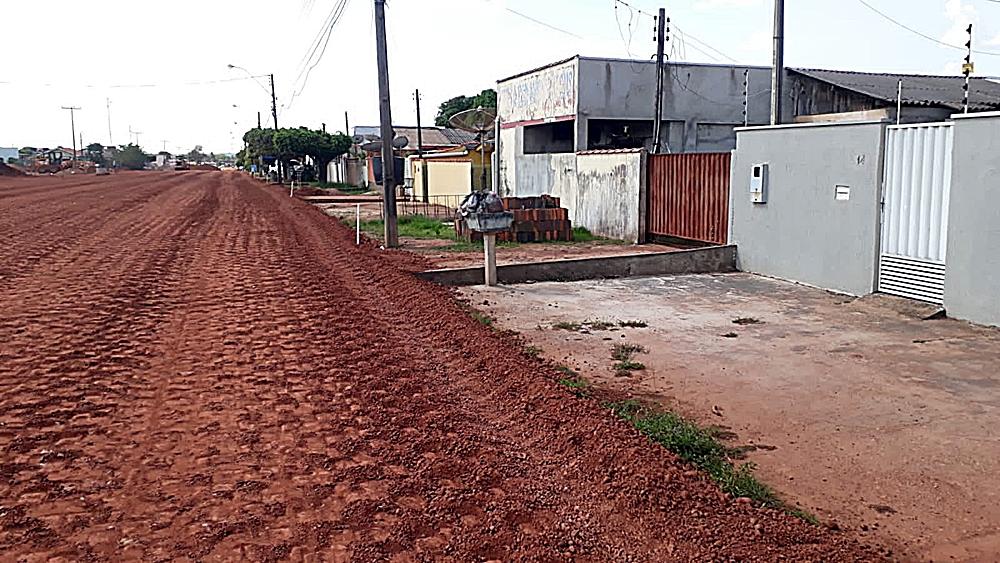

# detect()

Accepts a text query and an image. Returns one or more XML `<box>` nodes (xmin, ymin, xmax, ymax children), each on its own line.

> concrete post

<box><xmin>484</xmin><ymin>234</ymin><xmax>498</xmax><ymax>286</ymax></box>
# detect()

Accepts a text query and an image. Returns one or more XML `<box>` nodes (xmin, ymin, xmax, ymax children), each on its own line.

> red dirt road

<box><xmin>0</xmin><ymin>172</ymin><xmax>881</xmax><ymax>561</ymax></box>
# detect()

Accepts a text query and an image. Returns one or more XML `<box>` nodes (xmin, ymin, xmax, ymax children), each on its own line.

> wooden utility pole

<box><xmin>415</xmin><ymin>89</ymin><xmax>430</xmax><ymax>203</ymax></box>
<box><xmin>651</xmin><ymin>8</ymin><xmax>666</xmax><ymax>154</ymax></box>
<box><xmin>344</xmin><ymin>111</ymin><xmax>350</xmax><ymax>136</ymax></box>
<box><xmin>375</xmin><ymin>0</ymin><xmax>398</xmax><ymax>247</ymax></box>
<box><xmin>770</xmin><ymin>0</ymin><xmax>785</xmax><ymax>125</ymax></box>
<box><xmin>61</xmin><ymin>106</ymin><xmax>81</xmax><ymax>172</ymax></box>
<box><xmin>257</xmin><ymin>111</ymin><xmax>261</xmax><ymax>129</ymax></box>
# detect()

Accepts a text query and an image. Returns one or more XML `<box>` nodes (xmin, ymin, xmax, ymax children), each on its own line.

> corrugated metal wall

<box><xmin>647</xmin><ymin>152</ymin><xmax>731</xmax><ymax>245</ymax></box>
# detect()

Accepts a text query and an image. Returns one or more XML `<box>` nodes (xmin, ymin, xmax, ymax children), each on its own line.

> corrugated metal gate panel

<box><xmin>879</xmin><ymin>123</ymin><xmax>953</xmax><ymax>304</ymax></box>
<box><xmin>648</xmin><ymin>153</ymin><xmax>731</xmax><ymax>245</ymax></box>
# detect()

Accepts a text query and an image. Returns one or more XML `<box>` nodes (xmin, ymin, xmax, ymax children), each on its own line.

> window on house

<box><xmin>523</xmin><ymin>120</ymin><xmax>575</xmax><ymax>154</ymax></box>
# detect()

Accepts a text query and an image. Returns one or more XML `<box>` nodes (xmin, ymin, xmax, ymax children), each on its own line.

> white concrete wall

<box><xmin>505</xmin><ymin>149</ymin><xmax>644</xmax><ymax>243</ymax></box>
<box><xmin>730</xmin><ymin>121</ymin><xmax>887</xmax><ymax>296</ymax></box>
<box><xmin>943</xmin><ymin>112</ymin><xmax>1000</xmax><ymax>326</ymax></box>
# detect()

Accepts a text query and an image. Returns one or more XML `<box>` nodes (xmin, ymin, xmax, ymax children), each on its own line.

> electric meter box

<box><xmin>750</xmin><ymin>163</ymin><xmax>769</xmax><ymax>204</ymax></box>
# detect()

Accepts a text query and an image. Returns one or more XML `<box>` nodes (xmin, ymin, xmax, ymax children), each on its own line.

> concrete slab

<box><xmin>462</xmin><ymin>273</ymin><xmax>1000</xmax><ymax>561</ymax></box>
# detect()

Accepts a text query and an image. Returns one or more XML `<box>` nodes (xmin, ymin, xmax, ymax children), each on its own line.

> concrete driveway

<box><xmin>463</xmin><ymin>273</ymin><xmax>1000</xmax><ymax>561</ymax></box>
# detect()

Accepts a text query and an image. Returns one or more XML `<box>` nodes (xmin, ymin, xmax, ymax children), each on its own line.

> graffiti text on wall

<box><xmin>499</xmin><ymin>63</ymin><xmax>576</xmax><ymax>124</ymax></box>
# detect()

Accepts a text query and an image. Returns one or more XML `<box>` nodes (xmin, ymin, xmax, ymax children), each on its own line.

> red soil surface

<box><xmin>0</xmin><ymin>171</ymin><xmax>883</xmax><ymax>560</ymax></box>
<box><xmin>0</xmin><ymin>162</ymin><xmax>26</xmax><ymax>177</ymax></box>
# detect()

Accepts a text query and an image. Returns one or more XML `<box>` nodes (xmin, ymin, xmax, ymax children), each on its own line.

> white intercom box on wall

<box><xmin>750</xmin><ymin>163</ymin><xmax>769</xmax><ymax>204</ymax></box>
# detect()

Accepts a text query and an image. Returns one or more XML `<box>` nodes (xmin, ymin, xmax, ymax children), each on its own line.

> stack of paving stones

<box><xmin>455</xmin><ymin>195</ymin><xmax>573</xmax><ymax>243</ymax></box>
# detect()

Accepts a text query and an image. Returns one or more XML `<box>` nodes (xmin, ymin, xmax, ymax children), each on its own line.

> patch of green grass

<box><xmin>618</xmin><ymin>320</ymin><xmax>648</xmax><ymax>328</ymax></box>
<box><xmin>315</xmin><ymin>181</ymin><xmax>368</xmax><ymax>194</ymax></box>
<box><xmin>571</xmin><ymin>226</ymin><xmax>599</xmax><ymax>242</ymax></box>
<box><xmin>361</xmin><ymin>215</ymin><xmax>456</xmax><ymax>240</ymax></box>
<box><xmin>607</xmin><ymin>400</ymin><xmax>781</xmax><ymax>507</ymax></box>
<box><xmin>552</xmin><ymin>321</ymin><xmax>582</xmax><ymax>331</ymax></box>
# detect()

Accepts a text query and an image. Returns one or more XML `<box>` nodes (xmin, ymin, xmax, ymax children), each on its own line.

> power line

<box><xmin>672</xmin><ymin>24</ymin><xmax>738</xmax><ymax>63</ymax></box>
<box><xmin>502</xmin><ymin>6</ymin><xmax>584</xmax><ymax>39</ymax></box>
<box><xmin>287</xmin><ymin>0</ymin><xmax>351</xmax><ymax>108</ymax></box>
<box><xmin>0</xmin><ymin>75</ymin><xmax>271</xmax><ymax>89</ymax></box>
<box><xmin>856</xmin><ymin>0</ymin><xmax>1000</xmax><ymax>56</ymax></box>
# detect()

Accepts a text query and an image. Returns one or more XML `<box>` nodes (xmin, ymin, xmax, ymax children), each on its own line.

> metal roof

<box><xmin>352</xmin><ymin>126</ymin><xmax>476</xmax><ymax>147</ymax></box>
<box><xmin>790</xmin><ymin>68</ymin><xmax>1000</xmax><ymax>112</ymax></box>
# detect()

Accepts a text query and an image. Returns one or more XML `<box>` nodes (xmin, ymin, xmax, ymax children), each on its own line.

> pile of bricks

<box><xmin>455</xmin><ymin>196</ymin><xmax>573</xmax><ymax>243</ymax></box>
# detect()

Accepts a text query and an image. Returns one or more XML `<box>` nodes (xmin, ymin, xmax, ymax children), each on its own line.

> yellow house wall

<box><xmin>413</xmin><ymin>160</ymin><xmax>473</xmax><ymax>198</ymax></box>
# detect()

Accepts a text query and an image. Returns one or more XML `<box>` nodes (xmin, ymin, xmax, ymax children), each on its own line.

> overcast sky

<box><xmin>2</xmin><ymin>0</ymin><xmax>998</xmax><ymax>154</ymax></box>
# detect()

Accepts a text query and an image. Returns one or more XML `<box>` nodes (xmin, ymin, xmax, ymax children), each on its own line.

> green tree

<box><xmin>85</xmin><ymin>143</ymin><xmax>106</xmax><ymax>166</ymax></box>
<box><xmin>435</xmin><ymin>88</ymin><xmax>497</xmax><ymax>126</ymax></box>
<box><xmin>186</xmin><ymin>145</ymin><xmax>208</xmax><ymax>163</ymax></box>
<box><xmin>272</xmin><ymin>127</ymin><xmax>351</xmax><ymax>182</ymax></box>
<box><xmin>116</xmin><ymin>144</ymin><xmax>148</xmax><ymax>170</ymax></box>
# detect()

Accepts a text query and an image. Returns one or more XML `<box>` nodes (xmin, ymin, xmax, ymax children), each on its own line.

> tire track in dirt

<box><xmin>0</xmin><ymin>172</ymin><xmax>885</xmax><ymax>561</ymax></box>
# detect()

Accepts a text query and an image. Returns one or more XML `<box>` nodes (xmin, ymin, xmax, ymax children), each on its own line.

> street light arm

<box><xmin>227</xmin><ymin>64</ymin><xmax>272</xmax><ymax>97</ymax></box>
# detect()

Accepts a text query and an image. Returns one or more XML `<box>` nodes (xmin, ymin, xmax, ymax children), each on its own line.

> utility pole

<box><xmin>257</xmin><ymin>111</ymin><xmax>261</xmax><ymax>129</ymax></box>
<box><xmin>106</xmin><ymin>98</ymin><xmax>113</xmax><ymax>146</ymax></box>
<box><xmin>743</xmin><ymin>69</ymin><xmax>750</xmax><ymax>127</ymax></box>
<box><xmin>963</xmin><ymin>24</ymin><xmax>974</xmax><ymax>114</ymax></box>
<box><xmin>415</xmin><ymin>89</ymin><xmax>430</xmax><ymax>203</ymax></box>
<box><xmin>270</xmin><ymin>73</ymin><xmax>282</xmax><ymax>182</ymax></box>
<box><xmin>61</xmin><ymin>106</ymin><xmax>81</xmax><ymax>172</ymax></box>
<box><xmin>651</xmin><ymin>8</ymin><xmax>666</xmax><ymax>154</ymax></box>
<box><xmin>375</xmin><ymin>0</ymin><xmax>398</xmax><ymax>247</ymax></box>
<box><xmin>344</xmin><ymin>111</ymin><xmax>350</xmax><ymax>136</ymax></box>
<box><xmin>322</xmin><ymin>122</ymin><xmax>327</xmax><ymax>133</ymax></box>
<box><xmin>770</xmin><ymin>0</ymin><xmax>785</xmax><ymax>125</ymax></box>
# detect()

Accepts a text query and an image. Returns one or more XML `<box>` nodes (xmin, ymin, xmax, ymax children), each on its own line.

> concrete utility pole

<box><xmin>770</xmin><ymin>0</ymin><xmax>785</xmax><ymax>125</ymax></box>
<box><xmin>651</xmin><ymin>8</ymin><xmax>666</xmax><ymax>154</ymax></box>
<box><xmin>344</xmin><ymin>111</ymin><xmax>350</xmax><ymax>136</ymax></box>
<box><xmin>61</xmin><ymin>106</ymin><xmax>81</xmax><ymax>172</ymax></box>
<box><xmin>270</xmin><ymin>73</ymin><xmax>282</xmax><ymax>181</ymax></box>
<box><xmin>106</xmin><ymin>98</ymin><xmax>113</xmax><ymax>146</ymax></box>
<box><xmin>963</xmin><ymin>24</ymin><xmax>974</xmax><ymax>114</ymax></box>
<box><xmin>374</xmin><ymin>0</ymin><xmax>398</xmax><ymax>247</ymax></box>
<box><xmin>257</xmin><ymin>111</ymin><xmax>262</xmax><ymax>129</ymax></box>
<box><xmin>415</xmin><ymin>89</ymin><xmax>429</xmax><ymax>203</ymax></box>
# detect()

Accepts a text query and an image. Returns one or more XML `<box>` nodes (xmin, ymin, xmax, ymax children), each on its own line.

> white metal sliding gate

<box><xmin>878</xmin><ymin>123</ymin><xmax>953</xmax><ymax>304</ymax></box>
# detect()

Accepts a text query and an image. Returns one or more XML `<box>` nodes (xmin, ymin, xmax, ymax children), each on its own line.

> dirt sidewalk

<box><xmin>464</xmin><ymin>274</ymin><xmax>1000</xmax><ymax>561</ymax></box>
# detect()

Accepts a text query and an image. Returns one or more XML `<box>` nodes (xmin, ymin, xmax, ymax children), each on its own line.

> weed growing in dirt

<box><xmin>524</xmin><ymin>345</ymin><xmax>542</xmax><ymax>359</ymax></box>
<box><xmin>469</xmin><ymin>310</ymin><xmax>495</xmax><ymax>327</ymax></box>
<box><xmin>553</xmin><ymin>321</ymin><xmax>582</xmax><ymax>331</ymax></box>
<box><xmin>607</xmin><ymin>399</ymin><xmax>807</xmax><ymax>518</ymax></box>
<box><xmin>612</xmin><ymin>343</ymin><xmax>646</xmax><ymax>362</ymax></box>
<box><xmin>732</xmin><ymin>317</ymin><xmax>764</xmax><ymax>326</ymax></box>
<box><xmin>555</xmin><ymin>366</ymin><xmax>590</xmax><ymax>398</ymax></box>
<box><xmin>612</xmin><ymin>343</ymin><xmax>647</xmax><ymax>375</ymax></box>
<box><xmin>587</xmin><ymin>319</ymin><xmax>617</xmax><ymax>331</ymax></box>
<box><xmin>618</xmin><ymin>320</ymin><xmax>648</xmax><ymax>328</ymax></box>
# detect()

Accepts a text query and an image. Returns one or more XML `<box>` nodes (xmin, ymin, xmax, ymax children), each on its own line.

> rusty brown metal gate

<box><xmin>647</xmin><ymin>152</ymin><xmax>731</xmax><ymax>245</ymax></box>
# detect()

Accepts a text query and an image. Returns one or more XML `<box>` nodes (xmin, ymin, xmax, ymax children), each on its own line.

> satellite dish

<box><xmin>360</xmin><ymin>141</ymin><xmax>381</xmax><ymax>152</ymax></box>
<box><xmin>449</xmin><ymin>107</ymin><xmax>497</xmax><ymax>192</ymax></box>
<box><xmin>352</xmin><ymin>135</ymin><xmax>364</xmax><ymax>144</ymax></box>
<box><xmin>449</xmin><ymin>107</ymin><xmax>497</xmax><ymax>134</ymax></box>
<box><xmin>392</xmin><ymin>136</ymin><xmax>409</xmax><ymax>149</ymax></box>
